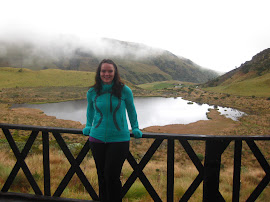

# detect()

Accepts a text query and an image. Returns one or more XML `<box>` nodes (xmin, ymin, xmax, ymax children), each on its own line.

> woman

<box><xmin>83</xmin><ymin>59</ymin><xmax>142</xmax><ymax>202</ymax></box>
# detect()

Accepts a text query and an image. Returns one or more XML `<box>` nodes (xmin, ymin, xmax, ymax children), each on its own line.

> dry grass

<box><xmin>0</xmin><ymin>83</ymin><xmax>269</xmax><ymax>200</ymax></box>
<box><xmin>1</xmin><ymin>132</ymin><xmax>270</xmax><ymax>201</ymax></box>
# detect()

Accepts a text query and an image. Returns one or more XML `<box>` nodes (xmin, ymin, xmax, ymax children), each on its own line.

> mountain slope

<box><xmin>0</xmin><ymin>37</ymin><xmax>218</xmax><ymax>84</ymax></box>
<box><xmin>0</xmin><ymin>67</ymin><xmax>95</xmax><ymax>88</ymax></box>
<box><xmin>202</xmin><ymin>48</ymin><xmax>270</xmax><ymax>97</ymax></box>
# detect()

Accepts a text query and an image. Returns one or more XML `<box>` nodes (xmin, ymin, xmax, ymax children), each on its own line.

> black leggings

<box><xmin>90</xmin><ymin>141</ymin><xmax>130</xmax><ymax>202</ymax></box>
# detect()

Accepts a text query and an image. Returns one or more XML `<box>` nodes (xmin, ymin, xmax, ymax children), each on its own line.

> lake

<box><xmin>12</xmin><ymin>97</ymin><xmax>246</xmax><ymax>129</ymax></box>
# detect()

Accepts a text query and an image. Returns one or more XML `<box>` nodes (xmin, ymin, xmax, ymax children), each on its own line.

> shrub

<box><xmin>0</xmin><ymin>163</ymin><xmax>12</xmax><ymax>179</ymax></box>
<box><xmin>11</xmin><ymin>171</ymin><xmax>31</xmax><ymax>192</ymax></box>
<box><xmin>68</xmin><ymin>143</ymin><xmax>92</xmax><ymax>158</ymax></box>
<box><xmin>124</xmin><ymin>181</ymin><xmax>148</xmax><ymax>199</ymax></box>
<box><xmin>196</xmin><ymin>153</ymin><xmax>204</xmax><ymax>162</ymax></box>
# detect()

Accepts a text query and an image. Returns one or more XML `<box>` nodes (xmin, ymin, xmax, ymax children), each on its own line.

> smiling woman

<box><xmin>82</xmin><ymin>59</ymin><xmax>142</xmax><ymax>201</ymax></box>
<box><xmin>100</xmin><ymin>63</ymin><xmax>115</xmax><ymax>84</ymax></box>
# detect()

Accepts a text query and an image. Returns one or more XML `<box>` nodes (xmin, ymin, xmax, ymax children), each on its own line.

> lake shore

<box><xmin>0</xmin><ymin>102</ymin><xmax>239</xmax><ymax>137</ymax></box>
<box><xmin>1</xmin><ymin>86</ymin><xmax>269</xmax><ymax>201</ymax></box>
<box><xmin>0</xmin><ymin>86</ymin><xmax>269</xmax><ymax>136</ymax></box>
<box><xmin>143</xmin><ymin>109</ymin><xmax>239</xmax><ymax>135</ymax></box>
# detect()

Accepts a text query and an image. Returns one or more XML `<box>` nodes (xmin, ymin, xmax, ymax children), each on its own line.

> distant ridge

<box><xmin>0</xmin><ymin>36</ymin><xmax>219</xmax><ymax>84</ymax></box>
<box><xmin>202</xmin><ymin>48</ymin><xmax>270</xmax><ymax>97</ymax></box>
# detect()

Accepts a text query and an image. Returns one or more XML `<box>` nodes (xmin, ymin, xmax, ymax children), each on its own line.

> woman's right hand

<box><xmin>82</xmin><ymin>127</ymin><xmax>91</xmax><ymax>136</ymax></box>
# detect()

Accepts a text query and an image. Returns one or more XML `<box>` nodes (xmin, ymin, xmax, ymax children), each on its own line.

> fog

<box><xmin>0</xmin><ymin>30</ymin><xmax>166</xmax><ymax>63</ymax></box>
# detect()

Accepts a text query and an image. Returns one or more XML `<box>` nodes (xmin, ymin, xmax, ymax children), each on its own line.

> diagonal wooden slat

<box><xmin>246</xmin><ymin>140</ymin><xmax>270</xmax><ymax>201</ymax></box>
<box><xmin>246</xmin><ymin>174</ymin><xmax>270</xmax><ymax>202</ymax></box>
<box><xmin>178</xmin><ymin>139</ymin><xmax>204</xmax><ymax>201</ymax></box>
<box><xmin>123</xmin><ymin>139</ymin><xmax>164</xmax><ymax>191</ymax></box>
<box><xmin>125</xmin><ymin>152</ymin><xmax>162</xmax><ymax>202</ymax></box>
<box><xmin>122</xmin><ymin>139</ymin><xmax>164</xmax><ymax>201</ymax></box>
<box><xmin>53</xmin><ymin>140</ymin><xmax>90</xmax><ymax>196</ymax></box>
<box><xmin>176</xmin><ymin>139</ymin><xmax>203</xmax><ymax>201</ymax></box>
<box><xmin>180</xmin><ymin>172</ymin><xmax>204</xmax><ymax>202</ymax></box>
<box><xmin>246</xmin><ymin>140</ymin><xmax>270</xmax><ymax>175</ymax></box>
<box><xmin>52</xmin><ymin>133</ymin><xmax>98</xmax><ymax>200</ymax></box>
<box><xmin>179</xmin><ymin>139</ymin><xmax>204</xmax><ymax>173</ymax></box>
<box><xmin>1</xmin><ymin>128</ymin><xmax>42</xmax><ymax>195</ymax></box>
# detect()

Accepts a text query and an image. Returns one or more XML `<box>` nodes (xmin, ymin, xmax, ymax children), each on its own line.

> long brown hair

<box><xmin>92</xmin><ymin>59</ymin><xmax>124</xmax><ymax>98</ymax></box>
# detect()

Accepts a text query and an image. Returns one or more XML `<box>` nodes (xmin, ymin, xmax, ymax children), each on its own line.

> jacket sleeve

<box><xmin>124</xmin><ymin>86</ymin><xmax>142</xmax><ymax>138</ymax></box>
<box><xmin>83</xmin><ymin>90</ymin><xmax>94</xmax><ymax>136</ymax></box>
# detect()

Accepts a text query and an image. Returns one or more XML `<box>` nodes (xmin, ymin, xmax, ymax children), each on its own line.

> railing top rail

<box><xmin>0</xmin><ymin>123</ymin><xmax>82</xmax><ymax>134</ymax></box>
<box><xmin>0</xmin><ymin>123</ymin><xmax>270</xmax><ymax>140</ymax></box>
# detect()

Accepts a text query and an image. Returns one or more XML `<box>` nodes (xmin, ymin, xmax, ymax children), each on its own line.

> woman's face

<box><xmin>100</xmin><ymin>63</ymin><xmax>115</xmax><ymax>84</ymax></box>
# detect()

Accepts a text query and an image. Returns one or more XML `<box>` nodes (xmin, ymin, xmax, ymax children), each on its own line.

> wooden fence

<box><xmin>0</xmin><ymin>123</ymin><xmax>269</xmax><ymax>201</ymax></box>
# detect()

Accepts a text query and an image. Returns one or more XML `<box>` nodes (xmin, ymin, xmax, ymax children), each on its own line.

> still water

<box><xmin>12</xmin><ymin>97</ymin><xmax>245</xmax><ymax>129</ymax></box>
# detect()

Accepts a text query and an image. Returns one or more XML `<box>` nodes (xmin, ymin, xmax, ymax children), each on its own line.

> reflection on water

<box><xmin>12</xmin><ymin>97</ymin><xmax>246</xmax><ymax>129</ymax></box>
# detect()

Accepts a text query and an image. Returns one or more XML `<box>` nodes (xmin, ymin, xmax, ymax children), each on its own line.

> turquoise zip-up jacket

<box><xmin>82</xmin><ymin>83</ymin><xmax>142</xmax><ymax>142</ymax></box>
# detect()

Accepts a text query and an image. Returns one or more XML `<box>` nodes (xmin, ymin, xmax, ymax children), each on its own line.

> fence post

<box><xmin>167</xmin><ymin>139</ymin><xmax>174</xmax><ymax>202</ymax></box>
<box><xmin>42</xmin><ymin>131</ymin><xmax>51</xmax><ymax>196</ymax></box>
<box><xmin>232</xmin><ymin>140</ymin><xmax>242</xmax><ymax>202</ymax></box>
<box><xmin>203</xmin><ymin>139</ymin><xmax>228</xmax><ymax>202</ymax></box>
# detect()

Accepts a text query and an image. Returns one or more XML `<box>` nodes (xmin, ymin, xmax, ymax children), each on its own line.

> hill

<box><xmin>0</xmin><ymin>67</ymin><xmax>139</xmax><ymax>104</ymax></box>
<box><xmin>0</xmin><ymin>37</ymin><xmax>218</xmax><ymax>84</ymax></box>
<box><xmin>0</xmin><ymin>67</ymin><xmax>95</xmax><ymax>88</ymax></box>
<box><xmin>202</xmin><ymin>48</ymin><xmax>270</xmax><ymax>97</ymax></box>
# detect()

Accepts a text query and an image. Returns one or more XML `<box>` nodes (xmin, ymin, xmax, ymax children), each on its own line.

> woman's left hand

<box><xmin>132</xmin><ymin>128</ymin><xmax>142</xmax><ymax>139</ymax></box>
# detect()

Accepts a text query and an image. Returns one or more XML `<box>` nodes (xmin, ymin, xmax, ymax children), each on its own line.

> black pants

<box><xmin>90</xmin><ymin>141</ymin><xmax>130</xmax><ymax>202</ymax></box>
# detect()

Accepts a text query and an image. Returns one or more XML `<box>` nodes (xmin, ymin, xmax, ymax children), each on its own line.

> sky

<box><xmin>1</xmin><ymin>0</ymin><xmax>270</xmax><ymax>73</ymax></box>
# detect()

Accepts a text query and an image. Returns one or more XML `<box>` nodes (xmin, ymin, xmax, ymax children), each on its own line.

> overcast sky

<box><xmin>1</xmin><ymin>0</ymin><xmax>270</xmax><ymax>73</ymax></box>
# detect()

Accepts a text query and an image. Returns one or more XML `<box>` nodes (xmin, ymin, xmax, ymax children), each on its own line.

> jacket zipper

<box><xmin>105</xmin><ymin>93</ymin><xmax>109</xmax><ymax>143</ymax></box>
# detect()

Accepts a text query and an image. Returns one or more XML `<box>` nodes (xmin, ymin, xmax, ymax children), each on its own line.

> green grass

<box><xmin>203</xmin><ymin>73</ymin><xmax>270</xmax><ymax>97</ymax></box>
<box><xmin>124</xmin><ymin>181</ymin><xmax>149</xmax><ymax>200</ymax></box>
<box><xmin>0</xmin><ymin>67</ymin><xmax>95</xmax><ymax>89</ymax></box>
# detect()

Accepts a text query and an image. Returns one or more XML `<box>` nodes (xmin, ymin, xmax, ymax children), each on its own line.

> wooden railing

<box><xmin>0</xmin><ymin>123</ymin><xmax>269</xmax><ymax>201</ymax></box>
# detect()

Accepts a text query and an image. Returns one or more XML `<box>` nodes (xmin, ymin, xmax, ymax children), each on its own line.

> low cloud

<box><xmin>0</xmin><ymin>28</ymin><xmax>164</xmax><ymax>62</ymax></box>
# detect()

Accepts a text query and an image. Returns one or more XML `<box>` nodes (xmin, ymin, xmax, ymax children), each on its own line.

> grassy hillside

<box><xmin>0</xmin><ymin>67</ymin><xmax>95</xmax><ymax>88</ymax></box>
<box><xmin>203</xmin><ymin>72</ymin><xmax>270</xmax><ymax>97</ymax></box>
<box><xmin>111</xmin><ymin>59</ymin><xmax>172</xmax><ymax>84</ymax></box>
<box><xmin>202</xmin><ymin>48</ymin><xmax>270</xmax><ymax>98</ymax></box>
<box><xmin>0</xmin><ymin>67</ymin><xmax>142</xmax><ymax>104</ymax></box>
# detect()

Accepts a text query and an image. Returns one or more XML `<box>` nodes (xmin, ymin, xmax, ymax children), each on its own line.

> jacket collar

<box><xmin>101</xmin><ymin>81</ymin><xmax>114</xmax><ymax>92</ymax></box>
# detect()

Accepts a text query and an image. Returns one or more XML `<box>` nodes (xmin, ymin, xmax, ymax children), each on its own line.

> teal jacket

<box><xmin>82</xmin><ymin>83</ymin><xmax>142</xmax><ymax>142</ymax></box>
